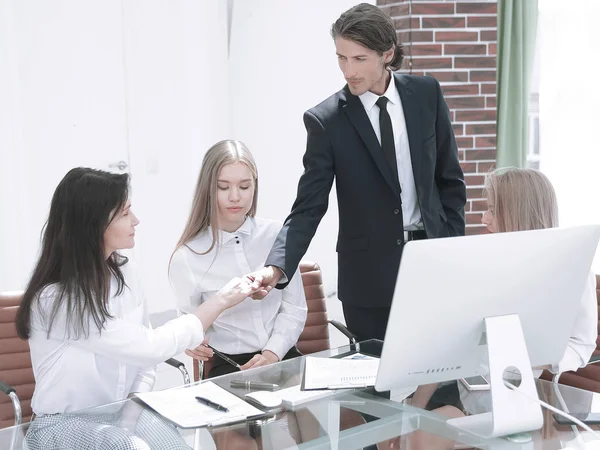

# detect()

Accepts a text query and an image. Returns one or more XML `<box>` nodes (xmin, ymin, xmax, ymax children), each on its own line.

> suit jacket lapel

<box><xmin>395</xmin><ymin>73</ymin><xmax>422</xmax><ymax>179</ymax></box>
<box><xmin>341</xmin><ymin>87</ymin><xmax>402</xmax><ymax>198</ymax></box>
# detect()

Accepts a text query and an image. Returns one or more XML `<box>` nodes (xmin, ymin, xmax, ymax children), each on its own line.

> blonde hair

<box><xmin>484</xmin><ymin>168</ymin><xmax>558</xmax><ymax>233</ymax></box>
<box><xmin>174</xmin><ymin>140</ymin><xmax>258</xmax><ymax>255</ymax></box>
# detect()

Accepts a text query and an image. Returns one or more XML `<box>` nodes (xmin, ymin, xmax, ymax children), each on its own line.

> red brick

<box><xmin>456</xmin><ymin>137</ymin><xmax>474</xmax><ymax>149</ymax></box>
<box><xmin>442</xmin><ymin>84</ymin><xmax>479</xmax><ymax>96</ymax></box>
<box><xmin>466</xmin><ymin>123</ymin><xmax>496</xmax><ymax>135</ymax></box>
<box><xmin>412</xmin><ymin>3</ymin><xmax>455</xmax><ymax>15</ymax></box>
<box><xmin>456</xmin><ymin>109</ymin><xmax>496</xmax><ymax>121</ymax></box>
<box><xmin>455</xmin><ymin>56</ymin><xmax>496</xmax><ymax>69</ymax></box>
<box><xmin>466</xmin><ymin>174</ymin><xmax>485</xmax><ymax>185</ymax></box>
<box><xmin>470</xmin><ymin>70</ymin><xmax>496</xmax><ymax>82</ymax></box>
<box><xmin>466</xmin><ymin>213</ymin><xmax>484</xmax><ymax>225</ymax></box>
<box><xmin>422</xmin><ymin>16</ymin><xmax>466</xmax><ymax>29</ymax></box>
<box><xmin>458</xmin><ymin>149</ymin><xmax>465</xmax><ymax>160</ymax></box>
<box><xmin>481</xmin><ymin>83</ymin><xmax>496</xmax><ymax>94</ymax></box>
<box><xmin>470</xmin><ymin>200</ymin><xmax>488</xmax><ymax>212</ymax></box>
<box><xmin>398</xmin><ymin>30</ymin><xmax>434</xmax><ymax>43</ymax></box>
<box><xmin>466</xmin><ymin>225</ymin><xmax>490</xmax><ymax>236</ymax></box>
<box><xmin>446</xmin><ymin>96</ymin><xmax>485</xmax><ymax>109</ymax></box>
<box><xmin>456</xmin><ymin>2</ymin><xmax>497</xmax><ymax>14</ymax></box>
<box><xmin>468</xmin><ymin>16</ymin><xmax>497</xmax><ymax>28</ymax></box>
<box><xmin>378</xmin><ymin>0</ymin><xmax>403</xmax><ymax>5</ymax></box>
<box><xmin>410</xmin><ymin>57</ymin><xmax>453</xmax><ymax>70</ymax></box>
<box><xmin>406</xmin><ymin>44</ymin><xmax>442</xmax><ymax>56</ymax></box>
<box><xmin>425</xmin><ymin>71</ymin><xmax>469</xmax><ymax>82</ymax></box>
<box><xmin>444</xmin><ymin>44</ymin><xmax>487</xmax><ymax>55</ymax></box>
<box><xmin>466</xmin><ymin>149</ymin><xmax>497</xmax><ymax>160</ymax></box>
<box><xmin>453</xmin><ymin>124</ymin><xmax>464</xmax><ymax>136</ymax></box>
<box><xmin>467</xmin><ymin>186</ymin><xmax>485</xmax><ymax>199</ymax></box>
<box><xmin>486</xmin><ymin>96</ymin><xmax>496</xmax><ymax>108</ymax></box>
<box><xmin>488</xmin><ymin>43</ymin><xmax>497</xmax><ymax>55</ymax></box>
<box><xmin>395</xmin><ymin>17</ymin><xmax>421</xmax><ymax>30</ymax></box>
<box><xmin>477</xmin><ymin>161</ymin><xmax>496</xmax><ymax>173</ymax></box>
<box><xmin>435</xmin><ymin>31</ymin><xmax>478</xmax><ymax>42</ymax></box>
<box><xmin>481</xmin><ymin>30</ymin><xmax>497</xmax><ymax>41</ymax></box>
<box><xmin>460</xmin><ymin>162</ymin><xmax>477</xmax><ymax>173</ymax></box>
<box><xmin>388</xmin><ymin>4</ymin><xmax>410</xmax><ymax>17</ymax></box>
<box><xmin>475</xmin><ymin>136</ymin><xmax>497</xmax><ymax>147</ymax></box>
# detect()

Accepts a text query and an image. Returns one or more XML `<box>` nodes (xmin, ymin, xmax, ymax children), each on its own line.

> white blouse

<box><xmin>29</xmin><ymin>262</ymin><xmax>205</xmax><ymax>415</ymax></box>
<box><xmin>169</xmin><ymin>217</ymin><xmax>307</xmax><ymax>359</ymax></box>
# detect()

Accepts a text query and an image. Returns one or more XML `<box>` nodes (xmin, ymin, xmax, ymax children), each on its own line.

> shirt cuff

<box><xmin>263</xmin><ymin>335</ymin><xmax>290</xmax><ymax>361</ymax></box>
<box><xmin>551</xmin><ymin>348</ymin><xmax>585</xmax><ymax>374</ymax></box>
<box><xmin>130</xmin><ymin>370</ymin><xmax>156</xmax><ymax>394</ymax></box>
<box><xmin>175</xmin><ymin>313</ymin><xmax>205</xmax><ymax>352</ymax></box>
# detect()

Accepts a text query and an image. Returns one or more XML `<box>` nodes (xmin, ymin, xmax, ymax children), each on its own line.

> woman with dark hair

<box><xmin>18</xmin><ymin>167</ymin><xmax>261</xmax><ymax>449</ymax></box>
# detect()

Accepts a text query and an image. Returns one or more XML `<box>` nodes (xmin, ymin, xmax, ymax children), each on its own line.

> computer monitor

<box><xmin>375</xmin><ymin>225</ymin><xmax>600</xmax><ymax>437</ymax></box>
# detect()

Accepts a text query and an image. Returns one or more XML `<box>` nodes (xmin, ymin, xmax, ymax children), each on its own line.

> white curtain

<box><xmin>538</xmin><ymin>0</ymin><xmax>600</xmax><ymax>271</ymax></box>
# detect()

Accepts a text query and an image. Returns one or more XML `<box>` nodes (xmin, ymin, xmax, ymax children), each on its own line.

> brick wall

<box><xmin>378</xmin><ymin>0</ymin><xmax>497</xmax><ymax>235</ymax></box>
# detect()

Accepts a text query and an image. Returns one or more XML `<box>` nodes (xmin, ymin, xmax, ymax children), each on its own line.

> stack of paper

<box><xmin>302</xmin><ymin>356</ymin><xmax>380</xmax><ymax>390</ymax></box>
<box><xmin>136</xmin><ymin>381</ymin><xmax>264</xmax><ymax>428</ymax></box>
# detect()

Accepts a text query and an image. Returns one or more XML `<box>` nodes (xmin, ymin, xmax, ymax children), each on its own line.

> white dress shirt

<box><xmin>359</xmin><ymin>73</ymin><xmax>422</xmax><ymax>229</ymax></box>
<box><xmin>553</xmin><ymin>271</ymin><xmax>598</xmax><ymax>374</ymax></box>
<box><xmin>169</xmin><ymin>216</ymin><xmax>307</xmax><ymax>360</ymax></box>
<box><xmin>29</xmin><ymin>262</ymin><xmax>205</xmax><ymax>415</ymax></box>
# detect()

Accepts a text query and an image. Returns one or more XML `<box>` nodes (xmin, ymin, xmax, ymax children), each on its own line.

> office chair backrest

<box><xmin>0</xmin><ymin>291</ymin><xmax>34</xmax><ymax>429</ymax></box>
<box><xmin>193</xmin><ymin>261</ymin><xmax>332</xmax><ymax>381</ymax></box>
<box><xmin>541</xmin><ymin>275</ymin><xmax>600</xmax><ymax>392</ymax></box>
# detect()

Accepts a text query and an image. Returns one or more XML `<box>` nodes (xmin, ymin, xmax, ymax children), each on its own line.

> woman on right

<box><xmin>482</xmin><ymin>167</ymin><xmax>597</xmax><ymax>374</ymax></box>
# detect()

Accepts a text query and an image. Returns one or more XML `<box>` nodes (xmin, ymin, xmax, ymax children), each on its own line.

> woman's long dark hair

<box><xmin>16</xmin><ymin>168</ymin><xmax>130</xmax><ymax>340</ymax></box>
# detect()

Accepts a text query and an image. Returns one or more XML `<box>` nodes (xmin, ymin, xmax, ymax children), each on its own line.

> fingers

<box><xmin>250</xmin><ymin>286</ymin><xmax>272</xmax><ymax>300</ymax></box>
<box><xmin>240</xmin><ymin>354</ymin><xmax>265</xmax><ymax>370</ymax></box>
<box><xmin>185</xmin><ymin>344</ymin><xmax>213</xmax><ymax>361</ymax></box>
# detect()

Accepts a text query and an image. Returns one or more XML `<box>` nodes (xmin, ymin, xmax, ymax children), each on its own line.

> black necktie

<box><xmin>376</xmin><ymin>96</ymin><xmax>401</xmax><ymax>193</ymax></box>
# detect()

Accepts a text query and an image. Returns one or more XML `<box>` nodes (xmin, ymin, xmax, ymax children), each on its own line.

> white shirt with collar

<box><xmin>169</xmin><ymin>216</ymin><xmax>308</xmax><ymax>360</ymax></box>
<box><xmin>29</xmin><ymin>262</ymin><xmax>205</xmax><ymax>415</ymax></box>
<box><xmin>359</xmin><ymin>73</ymin><xmax>422</xmax><ymax>230</ymax></box>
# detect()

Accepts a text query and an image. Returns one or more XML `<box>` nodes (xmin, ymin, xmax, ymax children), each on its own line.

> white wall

<box><xmin>0</xmin><ymin>1</ymin><xmax>369</xmax><ymax>345</ymax></box>
<box><xmin>538</xmin><ymin>0</ymin><xmax>600</xmax><ymax>272</ymax></box>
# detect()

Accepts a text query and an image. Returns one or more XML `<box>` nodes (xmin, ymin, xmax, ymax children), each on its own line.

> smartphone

<box><xmin>460</xmin><ymin>375</ymin><xmax>490</xmax><ymax>391</ymax></box>
<box><xmin>554</xmin><ymin>412</ymin><xmax>600</xmax><ymax>425</ymax></box>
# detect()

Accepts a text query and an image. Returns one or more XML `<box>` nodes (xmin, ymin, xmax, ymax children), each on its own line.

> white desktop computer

<box><xmin>375</xmin><ymin>225</ymin><xmax>600</xmax><ymax>438</ymax></box>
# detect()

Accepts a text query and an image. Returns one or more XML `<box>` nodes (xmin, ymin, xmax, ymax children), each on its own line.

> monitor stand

<box><xmin>447</xmin><ymin>314</ymin><xmax>544</xmax><ymax>438</ymax></box>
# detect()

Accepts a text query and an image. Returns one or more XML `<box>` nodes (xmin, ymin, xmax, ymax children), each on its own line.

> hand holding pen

<box><xmin>185</xmin><ymin>338</ymin><xmax>213</xmax><ymax>362</ymax></box>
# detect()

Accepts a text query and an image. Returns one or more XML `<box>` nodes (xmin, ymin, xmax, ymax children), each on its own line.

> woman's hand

<box><xmin>216</xmin><ymin>275</ymin><xmax>262</xmax><ymax>309</ymax></box>
<box><xmin>185</xmin><ymin>338</ymin><xmax>213</xmax><ymax>361</ymax></box>
<box><xmin>240</xmin><ymin>350</ymin><xmax>280</xmax><ymax>370</ymax></box>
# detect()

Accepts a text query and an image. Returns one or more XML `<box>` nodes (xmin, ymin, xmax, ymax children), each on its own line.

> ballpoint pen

<box><xmin>204</xmin><ymin>344</ymin><xmax>241</xmax><ymax>370</ymax></box>
<box><xmin>229</xmin><ymin>380</ymin><xmax>280</xmax><ymax>391</ymax></box>
<box><xmin>195</xmin><ymin>396</ymin><xmax>229</xmax><ymax>412</ymax></box>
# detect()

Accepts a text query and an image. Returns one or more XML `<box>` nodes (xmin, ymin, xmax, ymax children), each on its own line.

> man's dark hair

<box><xmin>331</xmin><ymin>3</ymin><xmax>404</xmax><ymax>71</ymax></box>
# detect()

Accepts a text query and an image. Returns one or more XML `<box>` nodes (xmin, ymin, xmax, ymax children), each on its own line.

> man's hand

<box><xmin>240</xmin><ymin>350</ymin><xmax>280</xmax><ymax>370</ymax></box>
<box><xmin>185</xmin><ymin>338</ymin><xmax>213</xmax><ymax>361</ymax></box>
<box><xmin>249</xmin><ymin>266</ymin><xmax>283</xmax><ymax>300</ymax></box>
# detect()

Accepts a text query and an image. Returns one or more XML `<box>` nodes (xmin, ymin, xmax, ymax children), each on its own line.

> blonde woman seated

<box><xmin>169</xmin><ymin>140</ymin><xmax>307</xmax><ymax>378</ymax></box>
<box><xmin>482</xmin><ymin>167</ymin><xmax>597</xmax><ymax>375</ymax></box>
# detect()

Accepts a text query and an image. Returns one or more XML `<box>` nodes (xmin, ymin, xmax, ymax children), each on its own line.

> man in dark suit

<box><xmin>253</xmin><ymin>3</ymin><xmax>466</xmax><ymax>342</ymax></box>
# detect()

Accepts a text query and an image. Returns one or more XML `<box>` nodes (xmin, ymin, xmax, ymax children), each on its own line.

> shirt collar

<box><xmin>218</xmin><ymin>216</ymin><xmax>254</xmax><ymax>244</ymax></box>
<box><xmin>358</xmin><ymin>71</ymin><xmax>398</xmax><ymax>112</ymax></box>
<box><xmin>186</xmin><ymin>216</ymin><xmax>255</xmax><ymax>252</ymax></box>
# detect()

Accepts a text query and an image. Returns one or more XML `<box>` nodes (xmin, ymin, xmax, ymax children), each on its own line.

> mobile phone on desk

<box><xmin>460</xmin><ymin>375</ymin><xmax>490</xmax><ymax>391</ymax></box>
<box><xmin>554</xmin><ymin>412</ymin><xmax>600</xmax><ymax>426</ymax></box>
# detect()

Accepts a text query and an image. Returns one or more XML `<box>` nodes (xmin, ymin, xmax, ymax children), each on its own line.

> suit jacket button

<box><xmin>394</xmin><ymin>209</ymin><xmax>400</xmax><ymax>215</ymax></box>
<box><xmin>396</xmin><ymin>239</ymin><xmax>402</xmax><ymax>246</ymax></box>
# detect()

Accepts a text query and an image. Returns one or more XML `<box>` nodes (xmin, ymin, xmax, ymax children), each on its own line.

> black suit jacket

<box><xmin>266</xmin><ymin>73</ymin><xmax>466</xmax><ymax>307</ymax></box>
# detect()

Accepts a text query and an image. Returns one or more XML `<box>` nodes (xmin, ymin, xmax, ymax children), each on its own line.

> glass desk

<box><xmin>1</xmin><ymin>339</ymin><xmax>599</xmax><ymax>449</ymax></box>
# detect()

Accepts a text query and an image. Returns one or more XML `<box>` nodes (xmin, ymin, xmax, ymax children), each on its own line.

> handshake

<box><xmin>217</xmin><ymin>265</ymin><xmax>284</xmax><ymax>306</ymax></box>
<box><xmin>187</xmin><ymin>265</ymin><xmax>285</xmax><ymax>370</ymax></box>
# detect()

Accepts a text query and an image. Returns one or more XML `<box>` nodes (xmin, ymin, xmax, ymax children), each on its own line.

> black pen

<box><xmin>230</xmin><ymin>380</ymin><xmax>280</xmax><ymax>391</ymax></box>
<box><xmin>204</xmin><ymin>344</ymin><xmax>241</xmax><ymax>370</ymax></box>
<box><xmin>195</xmin><ymin>396</ymin><xmax>229</xmax><ymax>412</ymax></box>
